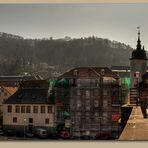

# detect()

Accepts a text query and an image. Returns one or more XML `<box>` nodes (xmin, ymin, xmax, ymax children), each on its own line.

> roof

<box><xmin>131</xmin><ymin>49</ymin><xmax>147</xmax><ymax>60</ymax></box>
<box><xmin>58</xmin><ymin>67</ymin><xmax>120</xmax><ymax>80</ymax></box>
<box><xmin>111</xmin><ymin>66</ymin><xmax>130</xmax><ymax>70</ymax></box>
<box><xmin>2</xmin><ymin>87</ymin><xmax>17</xmax><ymax>95</ymax></box>
<box><xmin>19</xmin><ymin>80</ymin><xmax>48</xmax><ymax>89</ymax></box>
<box><xmin>130</xmin><ymin>31</ymin><xmax>147</xmax><ymax>60</ymax></box>
<box><xmin>0</xmin><ymin>75</ymin><xmax>37</xmax><ymax>82</ymax></box>
<box><xmin>3</xmin><ymin>80</ymin><xmax>54</xmax><ymax>104</ymax></box>
<box><xmin>93</xmin><ymin>67</ymin><xmax>120</xmax><ymax>79</ymax></box>
<box><xmin>3</xmin><ymin>88</ymin><xmax>53</xmax><ymax>104</ymax></box>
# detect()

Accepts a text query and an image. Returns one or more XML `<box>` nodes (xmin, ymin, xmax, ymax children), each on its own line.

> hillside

<box><xmin>0</xmin><ymin>32</ymin><xmax>133</xmax><ymax>77</ymax></box>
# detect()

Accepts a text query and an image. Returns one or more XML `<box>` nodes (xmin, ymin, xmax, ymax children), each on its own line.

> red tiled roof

<box><xmin>58</xmin><ymin>67</ymin><xmax>120</xmax><ymax>80</ymax></box>
<box><xmin>2</xmin><ymin>87</ymin><xmax>17</xmax><ymax>95</ymax></box>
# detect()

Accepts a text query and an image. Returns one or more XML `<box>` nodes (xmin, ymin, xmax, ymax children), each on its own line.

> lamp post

<box><xmin>98</xmin><ymin>117</ymin><xmax>102</xmax><ymax>138</ymax></box>
<box><xmin>134</xmin><ymin>71</ymin><xmax>140</xmax><ymax>107</ymax></box>
<box><xmin>23</xmin><ymin>118</ymin><xmax>26</xmax><ymax>139</ymax></box>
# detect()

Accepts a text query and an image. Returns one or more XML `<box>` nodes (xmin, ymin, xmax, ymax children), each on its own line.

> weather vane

<box><xmin>137</xmin><ymin>26</ymin><xmax>141</xmax><ymax>36</ymax></box>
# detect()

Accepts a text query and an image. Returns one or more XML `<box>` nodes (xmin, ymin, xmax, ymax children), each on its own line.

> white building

<box><xmin>0</xmin><ymin>86</ymin><xmax>17</xmax><ymax>128</ymax></box>
<box><xmin>3</xmin><ymin>80</ymin><xmax>55</xmax><ymax>135</ymax></box>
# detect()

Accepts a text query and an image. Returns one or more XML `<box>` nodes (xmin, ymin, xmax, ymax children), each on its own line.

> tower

<box><xmin>130</xmin><ymin>28</ymin><xmax>147</xmax><ymax>89</ymax></box>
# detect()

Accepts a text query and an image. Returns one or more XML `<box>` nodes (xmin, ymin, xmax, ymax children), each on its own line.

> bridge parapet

<box><xmin>119</xmin><ymin>106</ymin><xmax>148</xmax><ymax>140</ymax></box>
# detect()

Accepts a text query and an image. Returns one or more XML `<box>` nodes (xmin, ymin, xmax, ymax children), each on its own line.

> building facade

<box><xmin>139</xmin><ymin>73</ymin><xmax>148</xmax><ymax>118</ymax></box>
<box><xmin>55</xmin><ymin>67</ymin><xmax>121</xmax><ymax>139</ymax></box>
<box><xmin>3</xmin><ymin>80</ymin><xmax>55</xmax><ymax>135</ymax></box>
<box><xmin>0</xmin><ymin>86</ymin><xmax>17</xmax><ymax>128</ymax></box>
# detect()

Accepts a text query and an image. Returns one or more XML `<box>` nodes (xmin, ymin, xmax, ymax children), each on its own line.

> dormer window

<box><xmin>100</xmin><ymin>69</ymin><xmax>105</xmax><ymax>76</ymax></box>
<box><xmin>73</xmin><ymin>69</ymin><xmax>78</xmax><ymax>76</ymax></box>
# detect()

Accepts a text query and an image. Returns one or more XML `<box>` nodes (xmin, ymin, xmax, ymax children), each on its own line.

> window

<box><xmin>45</xmin><ymin>118</ymin><xmax>49</xmax><ymax>124</ymax></box>
<box><xmin>8</xmin><ymin>105</ymin><xmax>12</xmax><ymax>113</ymax></box>
<box><xmin>103</xmin><ymin>100</ymin><xmax>108</xmax><ymax>107</ymax></box>
<box><xmin>102</xmin><ymin>112</ymin><xmax>108</xmax><ymax>124</ymax></box>
<box><xmin>77</xmin><ymin>89</ymin><xmax>81</xmax><ymax>96</ymax></box>
<box><xmin>77</xmin><ymin>112</ymin><xmax>81</xmax><ymax>116</ymax></box>
<box><xmin>86</xmin><ymin>100</ymin><xmax>90</xmax><ymax>104</ymax></box>
<box><xmin>26</xmin><ymin>106</ymin><xmax>31</xmax><ymax>113</ymax></box>
<box><xmin>94</xmin><ymin>89</ymin><xmax>99</xmax><ymax>96</ymax></box>
<box><xmin>29</xmin><ymin>118</ymin><xmax>33</xmax><ymax>123</ymax></box>
<box><xmin>86</xmin><ymin>112</ymin><xmax>90</xmax><ymax>116</ymax></box>
<box><xmin>33</xmin><ymin>106</ymin><xmax>38</xmax><ymax>113</ymax></box>
<box><xmin>85</xmin><ymin>90</ymin><xmax>90</xmax><ymax>98</ymax></box>
<box><xmin>13</xmin><ymin>117</ymin><xmax>17</xmax><ymax>123</ymax></box>
<box><xmin>41</xmin><ymin>106</ymin><xmax>45</xmax><ymax>113</ymax></box>
<box><xmin>15</xmin><ymin>106</ymin><xmax>20</xmax><ymax>113</ymax></box>
<box><xmin>76</xmin><ymin>100</ymin><xmax>82</xmax><ymax>108</ymax></box>
<box><xmin>73</xmin><ymin>69</ymin><xmax>78</xmax><ymax>76</ymax></box>
<box><xmin>86</xmin><ymin>105</ymin><xmax>91</xmax><ymax>111</ymax></box>
<box><xmin>48</xmin><ymin>106</ymin><xmax>52</xmax><ymax>113</ymax></box>
<box><xmin>94</xmin><ymin>112</ymin><xmax>99</xmax><ymax>117</ymax></box>
<box><xmin>21</xmin><ymin>106</ymin><xmax>25</xmax><ymax>113</ymax></box>
<box><xmin>94</xmin><ymin>100</ymin><xmax>99</xmax><ymax>107</ymax></box>
<box><xmin>103</xmin><ymin>90</ymin><xmax>108</xmax><ymax>95</ymax></box>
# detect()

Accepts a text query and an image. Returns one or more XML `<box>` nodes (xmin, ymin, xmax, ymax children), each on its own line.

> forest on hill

<box><xmin>0</xmin><ymin>32</ymin><xmax>133</xmax><ymax>77</ymax></box>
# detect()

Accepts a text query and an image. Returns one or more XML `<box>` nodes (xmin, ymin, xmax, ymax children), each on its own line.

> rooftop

<box><xmin>58</xmin><ymin>67</ymin><xmax>120</xmax><ymax>80</ymax></box>
<box><xmin>3</xmin><ymin>80</ymin><xmax>54</xmax><ymax>104</ymax></box>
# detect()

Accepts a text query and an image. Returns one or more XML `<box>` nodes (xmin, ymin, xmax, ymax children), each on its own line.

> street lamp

<box><xmin>98</xmin><ymin>117</ymin><xmax>102</xmax><ymax>137</ymax></box>
<box><xmin>23</xmin><ymin>118</ymin><xmax>26</xmax><ymax>139</ymax></box>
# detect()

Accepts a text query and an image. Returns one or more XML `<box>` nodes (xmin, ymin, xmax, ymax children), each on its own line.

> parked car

<box><xmin>59</xmin><ymin>130</ymin><xmax>71</xmax><ymax>139</ymax></box>
<box><xmin>34</xmin><ymin>128</ymin><xmax>48</xmax><ymax>139</ymax></box>
<box><xmin>0</xmin><ymin>129</ymin><xmax>4</xmax><ymax>135</ymax></box>
<box><xmin>5</xmin><ymin>130</ymin><xmax>16</xmax><ymax>136</ymax></box>
<box><xmin>26</xmin><ymin>132</ymin><xmax>34</xmax><ymax>138</ymax></box>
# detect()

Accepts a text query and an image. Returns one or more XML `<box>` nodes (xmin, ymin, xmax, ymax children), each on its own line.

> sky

<box><xmin>0</xmin><ymin>4</ymin><xmax>148</xmax><ymax>49</ymax></box>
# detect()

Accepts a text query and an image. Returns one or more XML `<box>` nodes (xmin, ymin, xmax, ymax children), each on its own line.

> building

<box><xmin>129</xmin><ymin>29</ymin><xmax>147</xmax><ymax>106</ymax></box>
<box><xmin>0</xmin><ymin>75</ymin><xmax>42</xmax><ymax>87</ymax></box>
<box><xmin>111</xmin><ymin>66</ymin><xmax>130</xmax><ymax>78</ymax></box>
<box><xmin>3</xmin><ymin>80</ymin><xmax>55</xmax><ymax>135</ymax></box>
<box><xmin>111</xmin><ymin>66</ymin><xmax>131</xmax><ymax>105</ymax></box>
<box><xmin>0</xmin><ymin>86</ymin><xmax>17</xmax><ymax>127</ymax></box>
<box><xmin>139</xmin><ymin>73</ymin><xmax>148</xmax><ymax>118</ymax></box>
<box><xmin>54</xmin><ymin>67</ymin><xmax>121</xmax><ymax>139</ymax></box>
<box><xmin>130</xmin><ymin>30</ymin><xmax>147</xmax><ymax>88</ymax></box>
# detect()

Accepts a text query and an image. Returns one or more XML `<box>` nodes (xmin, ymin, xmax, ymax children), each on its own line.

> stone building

<box><xmin>55</xmin><ymin>67</ymin><xmax>121</xmax><ymax>139</ymax></box>
<box><xmin>130</xmin><ymin>30</ymin><xmax>147</xmax><ymax>105</ymax></box>
<box><xmin>139</xmin><ymin>73</ymin><xmax>148</xmax><ymax>118</ymax></box>
<box><xmin>130</xmin><ymin>30</ymin><xmax>147</xmax><ymax>88</ymax></box>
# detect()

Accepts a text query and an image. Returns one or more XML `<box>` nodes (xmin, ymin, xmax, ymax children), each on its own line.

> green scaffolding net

<box><xmin>121</xmin><ymin>77</ymin><xmax>131</xmax><ymax>89</ymax></box>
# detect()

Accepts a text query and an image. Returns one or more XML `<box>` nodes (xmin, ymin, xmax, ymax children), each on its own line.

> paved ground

<box><xmin>119</xmin><ymin>106</ymin><xmax>148</xmax><ymax>140</ymax></box>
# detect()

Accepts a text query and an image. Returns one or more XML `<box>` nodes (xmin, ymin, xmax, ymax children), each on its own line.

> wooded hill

<box><xmin>0</xmin><ymin>32</ymin><xmax>133</xmax><ymax>76</ymax></box>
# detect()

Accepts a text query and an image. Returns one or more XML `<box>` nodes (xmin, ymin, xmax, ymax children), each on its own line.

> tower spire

<box><xmin>137</xmin><ymin>26</ymin><xmax>141</xmax><ymax>50</ymax></box>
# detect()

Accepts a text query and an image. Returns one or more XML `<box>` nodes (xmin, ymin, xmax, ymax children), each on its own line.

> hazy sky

<box><xmin>0</xmin><ymin>4</ymin><xmax>148</xmax><ymax>49</ymax></box>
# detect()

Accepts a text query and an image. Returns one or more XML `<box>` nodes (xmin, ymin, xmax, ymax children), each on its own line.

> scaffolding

<box><xmin>52</xmin><ymin>77</ymin><xmax>122</xmax><ymax>139</ymax></box>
